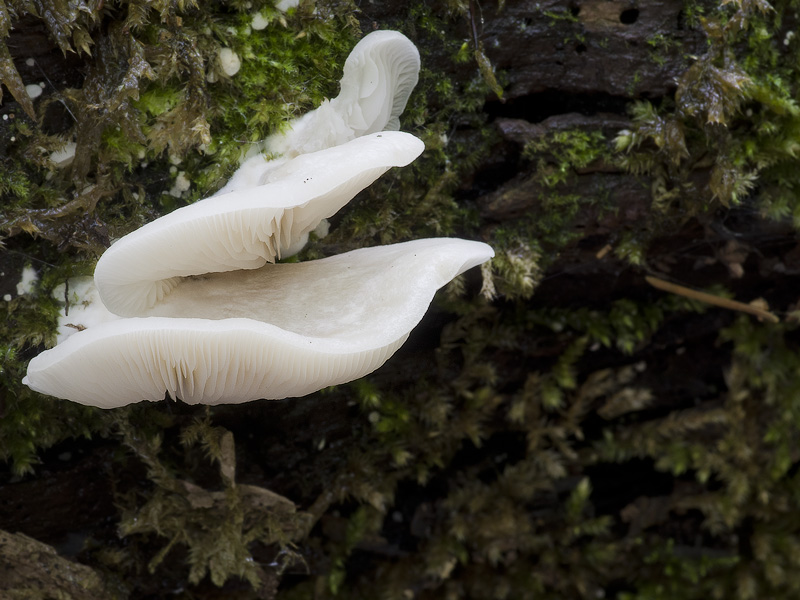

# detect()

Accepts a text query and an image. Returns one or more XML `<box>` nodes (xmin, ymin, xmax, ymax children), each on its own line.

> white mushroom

<box><xmin>218</xmin><ymin>30</ymin><xmax>420</xmax><ymax>195</ymax></box>
<box><xmin>280</xmin><ymin>29</ymin><xmax>420</xmax><ymax>153</ymax></box>
<box><xmin>23</xmin><ymin>238</ymin><xmax>494</xmax><ymax>408</ymax></box>
<box><xmin>94</xmin><ymin>131</ymin><xmax>424</xmax><ymax>317</ymax></box>
<box><xmin>22</xmin><ymin>29</ymin><xmax>496</xmax><ymax>410</ymax></box>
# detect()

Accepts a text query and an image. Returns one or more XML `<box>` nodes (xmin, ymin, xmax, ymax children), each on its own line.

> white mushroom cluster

<box><xmin>23</xmin><ymin>31</ymin><xmax>494</xmax><ymax>408</ymax></box>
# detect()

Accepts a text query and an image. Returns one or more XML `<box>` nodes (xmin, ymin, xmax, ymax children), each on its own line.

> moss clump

<box><xmin>487</xmin><ymin>127</ymin><xmax>614</xmax><ymax>299</ymax></box>
<box><xmin>0</xmin><ymin>261</ymin><xmax>105</xmax><ymax>475</ymax></box>
<box><xmin>616</xmin><ymin>0</ymin><xmax>800</xmax><ymax>227</ymax></box>
<box><xmin>0</xmin><ymin>1</ymin><xmax>361</xmax><ymax>246</ymax></box>
<box><xmin>280</xmin><ymin>291</ymin><xmax>712</xmax><ymax>598</ymax></box>
<box><xmin>114</xmin><ymin>412</ymin><xmax>308</xmax><ymax>590</ymax></box>
<box><xmin>596</xmin><ymin>316</ymin><xmax>800</xmax><ymax>599</ymax></box>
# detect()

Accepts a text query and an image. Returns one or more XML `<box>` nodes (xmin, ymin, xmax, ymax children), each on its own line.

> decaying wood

<box><xmin>4</xmin><ymin>0</ymin><xmax>798</xmax><ymax>596</ymax></box>
<box><xmin>0</xmin><ymin>529</ymin><xmax>125</xmax><ymax>599</ymax></box>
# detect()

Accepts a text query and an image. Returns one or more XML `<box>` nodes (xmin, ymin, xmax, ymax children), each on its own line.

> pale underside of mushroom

<box><xmin>218</xmin><ymin>30</ymin><xmax>420</xmax><ymax>195</ymax></box>
<box><xmin>23</xmin><ymin>238</ymin><xmax>494</xmax><ymax>408</ymax></box>
<box><xmin>94</xmin><ymin>131</ymin><xmax>424</xmax><ymax>317</ymax></box>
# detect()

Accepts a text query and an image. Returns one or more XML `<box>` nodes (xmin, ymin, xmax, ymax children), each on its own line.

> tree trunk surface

<box><xmin>2</xmin><ymin>1</ymin><xmax>799</xmax><ymax>599</ymax></box>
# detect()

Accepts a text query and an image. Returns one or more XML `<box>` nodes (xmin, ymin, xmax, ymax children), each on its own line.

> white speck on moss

<box><xmin>218</xmin><ymin>48</ymin><xmax>241</xmax><ymax>76</ymax></box>
<box><xmin>313</xmin><ymin>218</ymin><xmax>330</xmax><ymax>239</ymax></box>
<box><xmin>25</xmin><ymin>57</ymin><xmax>35</xmax><ymax>67</ymax></box>
<box><xmin>276</xmin><ymin>0</ymin><xmax>300</xmax><ymax>10</ymax></box>
<box><xmin>49</xmin><ymin>142</ymin><xmax>77</xmax><ymax>168</ymax></box>
<box><xmin>3</xmin><ymin>294</ymin><xmax>11</xmax><ymax>302</ymax></box>
<box><xmin>25</xmin><ymin>84</ymin><xmax>42</xmax><ymax>99</ymax></box>
<box><xmin>17</xmin><ymin>266</ymin><xmax>38</xmax><ymax>296</ymax></box>
<box><xmin>251</xmin><ymin>12</ymin><xmax>269</xmax><ymax>30</ymax></box>
<box><xmin>169</xmin><ymin>171</ymin><xmax>191</xmax><ymax>197</ymax></box>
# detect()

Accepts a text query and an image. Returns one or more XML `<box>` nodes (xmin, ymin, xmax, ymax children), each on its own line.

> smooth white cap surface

<box><xmin>95</xmin><ymin>131</ymin><xmax>424</xmax><ymax>317</ymax></box>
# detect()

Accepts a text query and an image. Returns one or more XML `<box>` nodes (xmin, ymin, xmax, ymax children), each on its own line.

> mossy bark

<box><xmin>3</xmin><ymin>1</ymin><xmax>800</xmax><ymax>599</ymax></box>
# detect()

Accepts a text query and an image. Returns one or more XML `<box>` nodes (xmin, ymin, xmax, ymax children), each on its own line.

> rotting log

<box><xmin>3</xmin><ymin>1</ymin><xmax>800</xmax><ymax>598</ymax></box>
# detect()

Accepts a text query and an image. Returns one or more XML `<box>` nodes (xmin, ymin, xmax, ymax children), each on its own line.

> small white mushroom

<box><xmin>219</xmin><ymin>30</ymin><xmax>420</xmax><ymax>195</ymax></box>
<box><xmin>218</xmin><ymin>48</ymin><xmax>241</xmax><ymax>76</ymax></box>
<box><xmin>276</xmin><ymin>30</ymin><xmax>420</xmax><ymax>154</ymax></box>
<box><xmin>25</xmin><ymin>83</ymin><xmax>43</xmax><ymax>99</ymax></box>
<box><xmin>23</xmin><ymin>238</ymin><xmax>494</xmax><ymax>408</ymax></box>
<box><xmin>94</xmin><ymin>131</ymin><xmax>424</xmax><ymax>317</ymax></box>
<box><xmin>251</xmin><ymin>12</ymin><xmax>269</xmax><ymax>30</ymax></box>
<box><xmin>275</xmin><ymin>0</ymin><xmax>299</xmax><ymax>11</ymax></box>
<box><xmin>16</xmin><ymin>266</ymin><xmax>38</xmax><ymax>296</ymax></box>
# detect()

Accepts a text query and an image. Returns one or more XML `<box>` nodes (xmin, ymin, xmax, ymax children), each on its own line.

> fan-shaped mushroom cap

<box><xmin>94</xmin><ymin>131</ymin><xmax>423</xmax><ymax>317</ymax></box>
<box><xmin>218</xmin><ymin>30</ymin><xmax>420</xmax><ymax>195</ymax></box>
<box><xmin>23</xmin><ymin>238</ymin><xmax>494</xmax><ymax>408</ymax></box>
<box><xmin>273</xmin><ymin>30</ymin><xmax>420</xmax><ymax>156</ymax></box>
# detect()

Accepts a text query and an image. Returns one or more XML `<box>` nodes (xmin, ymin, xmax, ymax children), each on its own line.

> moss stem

<box><xmin>645</xmin><ymin>275</ymin><xmax>779</xmax><ymax>323</ymax></box>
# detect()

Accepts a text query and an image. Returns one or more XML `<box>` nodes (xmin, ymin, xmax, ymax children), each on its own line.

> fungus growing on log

<box><xmin>22</xmin><ymin>30</ymin><xmax>494</xmax><ymax>408</ymax></box>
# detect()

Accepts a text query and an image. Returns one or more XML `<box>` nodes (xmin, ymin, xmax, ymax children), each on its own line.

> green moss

<box><xmin>115</xmin><ymin>412</ymin><xmax>308</xmax><ymax>589</ymax></box>
<box><xmin>618</xmin><ymin>539</ymin><xmax>739</xmax><ymax>600</ymax></box>
<box><xmin>486</xmin><ymin>127</ymin><xmax>614</xmax><ymax>298</ymax></box>
<box><xmin>0</xmin><ymin>304</ymin><xmax>106</xmax><ymax>475</ymax></box>
<box><xmin>617</xmin><ymin>0</ymin><xmax>800</xmax><ymax>225</ymax></box>
<box><xmin>523</xmin><ymin>129</ymin><xmax>609</xmax><ymax>188</ymax></box>
<box><xmin>277</xmin><ymin>292</ymin><xmax>715</xmax><ymax>597</ymax></box>
<box><xmin>594</xmin><ymin>315</ymin><xmax>800</xmax><ymax>599</ymax></box>
<box><xmin>646</xmin><ymin>32</ymin><xmax>680</xmax><ymax>67</ymax></box>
